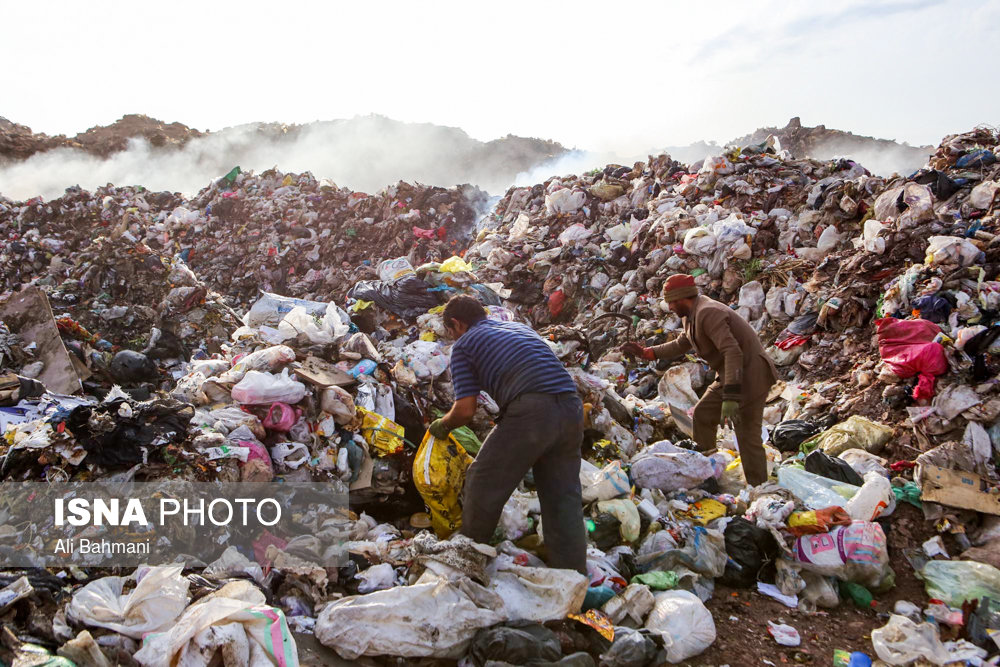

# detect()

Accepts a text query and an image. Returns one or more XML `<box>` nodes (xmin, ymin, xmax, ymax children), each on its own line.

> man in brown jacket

<box><xmin>622</xmin><ymin>274</ymin><xmax>778</xmax><ymax>486</ymax></box>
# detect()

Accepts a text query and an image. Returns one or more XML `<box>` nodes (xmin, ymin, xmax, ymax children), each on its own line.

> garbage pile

<box><xmin>0</xmin><ymin>125</ymin><xmax>999</xmax><ymax>665</ymax></box>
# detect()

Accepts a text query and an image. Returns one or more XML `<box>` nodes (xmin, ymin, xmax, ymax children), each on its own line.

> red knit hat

<box><xmin>662</xmin><ymin>274</ymin><xmax>698</xmax><ymax>302</ymax></box>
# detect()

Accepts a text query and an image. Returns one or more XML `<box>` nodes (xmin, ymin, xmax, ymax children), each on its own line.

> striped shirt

<box><xmin>449</xmin><ymin>319</ymin><xmax>577</xmax><ymax>409</ymax></box>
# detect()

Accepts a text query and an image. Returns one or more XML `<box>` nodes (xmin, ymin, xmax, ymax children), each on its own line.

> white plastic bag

<box><xmin>231</xmin><ymin>369</ymin><xmax>307</xmax><ymax>406</ymax></box>
<box><xmin>844</xmin><ymin>471</ymin><xmax>894</xmax><ymax>521</ymax></box>
<box><xmin>871</xmin><ymin>614</ymin><xmax>986</xmax><ymax>666</ymax></box>
<box><xmin>245</xmin><ymin>292</ymin><xmax>330</xmax><ymax>327</ymax></box>
<box><xmin>271</xmin><ymin>442</ymin><xmax>310</xmax><ymax>470</ymax></box>
<box><xmin>321</xmin><ymin>386</ymin><xmax>357</xmax><ymax>425</ymax></box>
<box><xmin>67</xmin><ymin>565</ymin><xmax>190</xmax><ymax>640</ymax></box>
<box><xmin>277</xmin><ymin>304</ymin><xmax>349</xmax><ymax>345</ymax></box>
<box><xmin>631</xmin><ymin>441</ymin><xmax>714</xmax><ymax>492</ymax></box>
<box><xmin>487</xmin><ymin>563</ymin><xmax>588</xmax><ymax>622</ymax></box>
<box><xmin>580</xmin><ymin>460</ymin><xmax>631</xmax><ymax>503</ymax></box>
<box><xmin>316</xmin><ymin>573</ymin><xmax>505</xmax><ymax>660</ymax></box>
<box><xmin>356</xmin><ymin>563</ymin><xmax>397</xmax><ymax>594</ymax></box>
<box><xmin>557</xmin><ymin>223</ymin><xmax>592</xmax><ymax>246</ymax></box>
<box><xmin>133</xmin><ymin>580</ymin><xmax>298</xmax><ymax>667</ymax></box>
<box><xmin>644</xmin><ymin>590</ymin><xmax>716</xmax><ymax>663</ymax></box>
<box><xmin>657</xmin><ymin>366</ymin><xmax>700</xmax><ymax>411</ymax></box>
<box><xmin>545</xmin><ymin>189</ymin><xmax>586</xmax><ymax>215</ymax></box>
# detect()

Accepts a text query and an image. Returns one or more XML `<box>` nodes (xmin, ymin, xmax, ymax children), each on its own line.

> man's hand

<box><xmin>621</xmin><ymin>342</ymin><xmax>655</xmax><ymax>361</ymax></box>
<box><xmin>428</xmin><ymin>418</ymin><xmax>452</xmax><ymax>440</ymax></box>
<box><xmin>720</xmin><ymin>400</ymin><xmax>741</xmax><ymax>427</ymax></box>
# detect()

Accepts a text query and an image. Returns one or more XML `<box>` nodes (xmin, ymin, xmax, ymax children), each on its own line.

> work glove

<box><xmin>621</xmin><ymin>342</ymin><xmax>655</xmax><ymax>361</ymax></box>
<box><xmin>428</xmin><ymin>418</ymin><xmax>451</xmax><ymax>440</ymax></box>
<box><xmin>720</xmin><ymin>400</ymin><xmax>741</xmax><ymax>428</ymax></box>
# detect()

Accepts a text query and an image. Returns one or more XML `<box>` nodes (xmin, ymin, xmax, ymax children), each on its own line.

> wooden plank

<box><xmin>920</xmin><ymin>464</ymin><xmax>1000</xmax><ymax>516</ymax></box>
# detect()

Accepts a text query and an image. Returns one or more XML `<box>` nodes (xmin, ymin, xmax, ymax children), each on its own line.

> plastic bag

<box><xmin>792</xmin><ymin>522</ymin><xmax>889</xmax><ymax>587</ymax></box>
<box><xmin>925</xmin><ymin>235</ymin><xmax>982</xmax><ymax>268</ymax></box>
<box><xmin>378</xmin><ymin>257</ymin><xmax>416</xmax><ymax>282</ymax></box>
<box><xmin>788</xmin><ymin>507</ymin><xmax>852</xmax><ymax>537</ymax></box>
<box><xmin>631</xmin><ymin>441</ymin><xmax>714</xmax><ymax>493</ymax></box>
<box><xmin>413</xmin><ymin>430</ymin><xmax>473</xmax><ymax>538</ymax></box>
<box><xmin>844</xmin><ymin>471</ymin><xmax>894</xmax><ymax>521</ymax></box>
<box><xmin>231</xmin><ymin>369</ymin><xmax>307</xmax><ymax>406</ymax></box>
<box><xmin>245</xmin><ymin>292</ymin><xmax>330</xmax><ymax>327</ymax></box>
<box><xmin>644</xmin><ymin>590</ymin><xmax>716</xmax><ymax>663</ymax></box>
<box><xmin>321</xmin><ymin>385</ymin><xmax>356</xmax><ymax>425</ymax></box>
<box><xmin>580</xmin><ymin>460</ymin><xmax>631</xmax><ymax>503</ymax></box>
<box><xmin>133</xmin><ymin>580</ymin><xmax>298</xmax><ymax>667</ymax></box>
<box><xmin>804</xmin><ymin>415</ymin><xmax>893</xmax><ymax>457</ymax></box>
<box><xmin>839</xmin><ymin>450</ymin><xmax>889</xmax><ymax>478</ymax></box>
<box><xmin>271</xmin><ymin>442</ymin><xmax>309</xmax><ymax>470</ymax></box>
<box><xmin>317</xmin><ymin>572</ymin><xmax>505</xmax><ymax>660</ymax></box>
<box><xmin>778</xmin><ymin>466</ymin><xmax>859</xmax><ymax>510</ymax></box>
<box><xmin>772</xmin><ymin>420</ymin><xmax>821</xmax><ymax>453</ymax></box>
<box><xmin>262</xmin><ymin>402</ymin><xmax>299</xmax><ymax>432</ymax></box>
<box><xmin>657</xmin><ymin>366</ymin><xmax>700</xmax><ymax>410</ymax></box>
<box><xmin>871</xmin><ymin>614</ymin><xmax>986</xmax><ymax>666</ymax></box>
<box><xmin>805</xmin><ymin>450</ymin><xmax>864</xmax><ymax>486</ymax></box>
<box><xmin>596</xmin><ymin>498</ymin><xmax>641</xmax><ymax>543</ymax></box>
<box><xmin>557</xmin><ymin>223</ymin><xmax>592</xmax><ymax>246</ymax></box>
<box><xmin>67</xmin><ymin>565</ymin><xmax>190</xmax><ymax>640</ymax></box>
<box><xmin>921</xmin><ymin>560</ymin><xmax>1000</xmax><ymax>607</ymax></box>
<box><xmin>488</xmin><ymin>563</ymin><xmax>588</xmax><ymax>622</ymax></box>
<box><xmin>545</xmin><ymin>189</ymin><xmax>587</xmax><ymax>215</ymax></box>
<box><xmin>277</xmin><ymin>304</ymin><xmax>349</xmax><ymax>345</ymax></box>
<box><xmin>347</xmin><ymin>275</ymin><xmax>441</xmax><ymax>320</ymax></box>
<box><xmin>217</xmin><ymin>345</ymin><xmax>296</xmax><ymax>386</ymax></box>
<box><xmin>358</xmin><ymin>407</ymin><xmax>405</xmax><ymax>456</ymax></box>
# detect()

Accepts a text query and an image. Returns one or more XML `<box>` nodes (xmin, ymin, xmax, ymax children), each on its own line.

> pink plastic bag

<box><xmin>876</xmin><ymin>318</ymin><xmax>948</xmax><ymax>398</ymax></box>
<box><xmin>262</xmin><ymin>402</ymin><xmax>299</xmax><ymax>432</ymax></box>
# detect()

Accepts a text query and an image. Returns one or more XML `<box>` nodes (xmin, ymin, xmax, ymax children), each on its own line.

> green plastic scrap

<box><xmin>222</xmin><ymin>166</ymin><xmax>241</xmax><ymax>185</ymax></box>
<box><xmin>452</xmin><ymin>425</ymin><xmax>482</xmax><ymax>456</ymax></box>
<box><xmin>631</xmin><ymin>570</ymin><xmax>679</xmax><ymax>590</ymax></box>
<box><xmin>893</xmin><ymin>481</ymin><xmax>922</xmax><ymax>508</ymax></box>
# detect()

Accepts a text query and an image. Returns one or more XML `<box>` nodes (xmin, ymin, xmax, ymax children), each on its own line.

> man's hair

<box><xmin>443</xmin><ymin>295</ymin><xmax>487</xmax><ymax>327</ymax></box>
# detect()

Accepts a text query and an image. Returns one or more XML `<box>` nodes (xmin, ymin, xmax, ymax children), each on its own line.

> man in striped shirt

<box><xmin>429</xmin><ymin>295</ymin><xmax>586</xmax><ymax>574</ymax></box>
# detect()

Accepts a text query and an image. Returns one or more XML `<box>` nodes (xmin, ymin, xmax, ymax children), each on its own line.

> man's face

<box><xmin>668</xmin><ymin>298</ymin><xmax>693</xmax><ymax>318</ymax></box>
<box><xmin>444</xmin><ymin>318</ymin><xmax>468</xmax><ymax>340</ymax></box>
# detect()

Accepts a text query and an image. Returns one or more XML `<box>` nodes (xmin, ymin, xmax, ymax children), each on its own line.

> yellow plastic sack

<box><xmin>684</xmin><ymin>499</ymin><xmax>727</xmax><ymax>525</ymax></box>
<box><xmin>808</xmin><ymin>415</ymin><xmax>893</xmax><ymax>457</ymax></box>
<box><xmin>413</xmin><ymin>431</ymin><xmax>473</xmax><ymax>538</ymax></box>
<box><xmin>439</xmin><ymin>256</ymin><xmax>474</xmax><ymax>273</ymax></box>
<box><xmin>357</xmin><ymin>407</ymin><xmax>405</xmax><ymax>456</ymax></box>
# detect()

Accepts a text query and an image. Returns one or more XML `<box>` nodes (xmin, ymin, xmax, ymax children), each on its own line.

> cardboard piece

<box><xmin>670</xmin><ymin>403</ymin><xmax>694</xmax><ymax>438</ymax></box>
<box><xmin>293</xmin><ymin>356</ymin><xmax>355</xmax><ymax>389</ymax></box>
<box><xmin>920</xmin><ymin>464</ymin><xmax>1000</xmax><ymax>516</ymax></box>
<box><xmin>0</xmin><ymin>287</ymin><xmax>82</xmax><ymax>395</ymax></box>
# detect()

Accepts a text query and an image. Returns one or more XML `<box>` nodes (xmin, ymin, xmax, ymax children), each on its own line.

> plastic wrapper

<box><xmin>231</xmin><ymin>369</ymin><xmax>307</xmax><ymax>406</ymax></box>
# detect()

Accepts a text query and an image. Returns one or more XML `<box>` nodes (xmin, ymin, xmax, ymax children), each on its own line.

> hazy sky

<box><xmin>2</xmin><ymin>0</ymin><xmax>998</xmax><ymax>152</ymax></box>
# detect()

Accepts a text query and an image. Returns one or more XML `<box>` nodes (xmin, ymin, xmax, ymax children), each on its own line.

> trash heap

<box><xmin>0</xmin><ymin>126</ymin><xmax>999</xmax><ymax>666</ymax></box>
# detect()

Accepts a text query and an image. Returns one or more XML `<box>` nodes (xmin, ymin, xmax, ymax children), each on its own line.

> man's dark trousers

<box><xmin>461</xmin><ymin>392</ymin><xmax>587</xmax><ymax>574</ymax></box>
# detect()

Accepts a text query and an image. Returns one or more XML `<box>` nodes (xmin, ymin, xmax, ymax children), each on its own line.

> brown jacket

<box><xmin>650</xmin><ymin>295</ymin><xmax>778</xmax><ymax>402</ymax></box>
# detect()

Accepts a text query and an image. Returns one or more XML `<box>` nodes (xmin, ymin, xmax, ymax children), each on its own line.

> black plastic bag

<box><xmin>772</xmin><ymin>419</ymin><xmax>821</xmax><ymax>453</ymax></box>
<box><xmin>805</xmin><ymin>449</ymin><xmax>864</xmax><ymax>486</ymax></box>
<box><xmin>598</xmin><ymin>628</ymin><xmax>658</xmax><ymax>667</ymax></box>
<box><xmin>719</xmin><ymin>516</ymin><xmax>778</xmax><ymax>588</ymax></box>
<box><xmin>347</xmin><ymin>274</ymin><xmax>442</xmax><ymax>319</ymax></box>
<box><xmin>469</xmin><ymin>622</ymin><xmax>562</xmax><ymax>666</ymax></box>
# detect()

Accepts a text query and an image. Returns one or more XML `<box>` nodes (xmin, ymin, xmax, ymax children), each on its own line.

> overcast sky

<box><xmin>2</xmin><ymin>0</ymin><xmax>998</xmax><ymax>152</ymax></box>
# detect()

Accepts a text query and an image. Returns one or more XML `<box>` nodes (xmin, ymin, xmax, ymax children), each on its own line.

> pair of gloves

<box><xmin>620</xmin><ymin>342</ymin><xmax>741</xmax><ymax>427</ymax></box>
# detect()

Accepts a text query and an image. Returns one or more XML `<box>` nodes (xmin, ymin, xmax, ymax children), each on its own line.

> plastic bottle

<box><xmin>845</xmin><ymin>471</ymin><xmax>893</xmax><ymax>521</ymax></box>
<box><xmin>839</xmin><ymin>581</ymin><xmax>876</xmax><ymax>610</ymax></box>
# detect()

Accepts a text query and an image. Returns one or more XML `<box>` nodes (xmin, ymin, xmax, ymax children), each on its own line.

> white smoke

<box><xmin>0</xmin><ymin>117</ymin><xmax>567</xmax><ymax>201</ymax></box>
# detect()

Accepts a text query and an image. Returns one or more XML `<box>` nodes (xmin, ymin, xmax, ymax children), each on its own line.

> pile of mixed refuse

<box><xmin>0</xmin><ymin>125</ymin><xmax>999</xmax><ymax>666</ymax></box>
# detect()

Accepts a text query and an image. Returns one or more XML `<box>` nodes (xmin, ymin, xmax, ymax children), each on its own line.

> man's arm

<box><xmin>440</xmin><ymin>396</ymin><xmax>478</xmax><ymax>430</ymax></box>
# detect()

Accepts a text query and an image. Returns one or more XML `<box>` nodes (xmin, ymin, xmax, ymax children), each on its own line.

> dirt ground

<box><xmin>696</xmin><ymin>503</ymin><xmax>935</xmax><ymax>666</ymax></box>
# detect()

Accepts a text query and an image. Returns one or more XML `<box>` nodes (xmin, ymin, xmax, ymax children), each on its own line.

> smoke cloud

<box><xmin>0</xmin><ymin>116</ymin><xmax>934</xmax><ymax>203</ymax></box>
